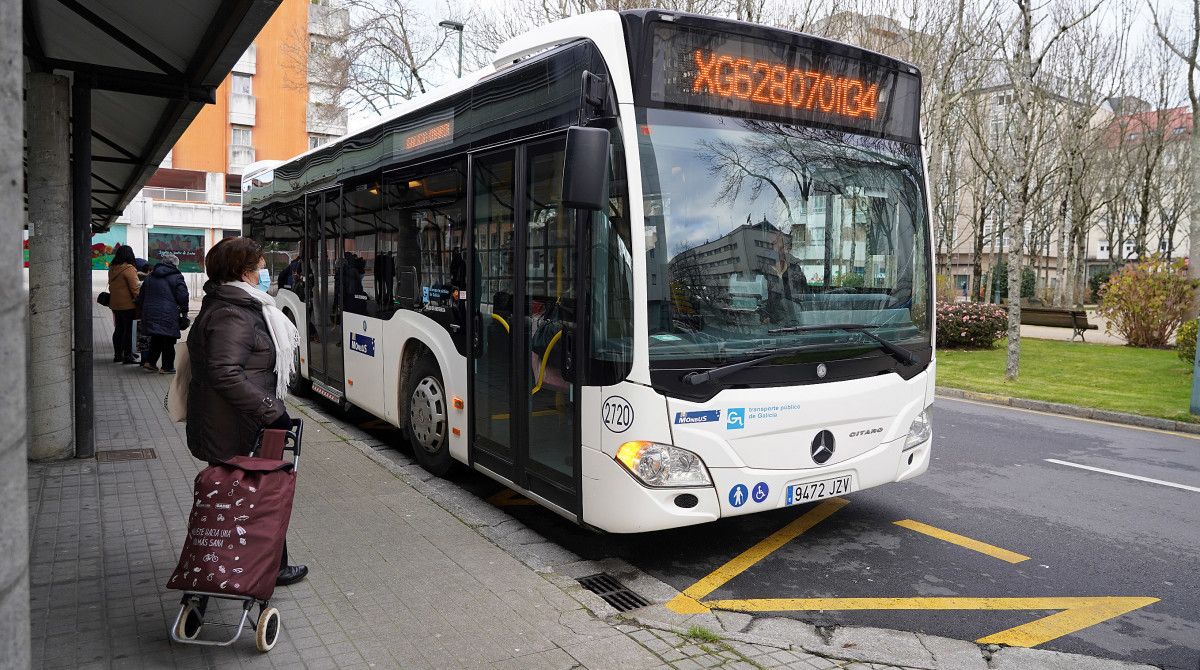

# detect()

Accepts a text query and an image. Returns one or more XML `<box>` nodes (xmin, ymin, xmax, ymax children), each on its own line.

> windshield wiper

<box><xmin>767</xmin><ymin>324</ymin><xmax>916</xmax><ymax>366</ymax></box>
<box><xmin>681</xmin><ymin>324</ymin><xmax>915</xmax><ymax>386</ymax></box>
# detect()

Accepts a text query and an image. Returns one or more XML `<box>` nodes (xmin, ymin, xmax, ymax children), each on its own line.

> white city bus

<box><xmin>243</xmin><ymin>9</ymin><xmax>934</xmax><ymax>533</ymax></box>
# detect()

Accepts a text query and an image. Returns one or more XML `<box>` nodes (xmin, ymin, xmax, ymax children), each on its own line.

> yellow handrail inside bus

<box><xmin>490</xmin><ymin>312</ymin><xmax>510</xmax><ymax>333</ymax></box>
<box><xmin>530</xmin><ymin>329</ymin><xmax>563</xmax><ymax>395</ymax></box>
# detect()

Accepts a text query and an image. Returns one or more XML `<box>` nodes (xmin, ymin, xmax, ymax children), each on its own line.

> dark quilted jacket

<box><xmin>185</xmin><ymin>282</ymin><xmax>285</xmax><ymax>463</ymax></box>
<box><xmin>136</xmin><ymin>264</ymin><xmax>189</xmax><ymax>337</ymax></box>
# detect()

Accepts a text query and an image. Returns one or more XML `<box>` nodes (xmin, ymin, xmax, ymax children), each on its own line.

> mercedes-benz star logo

<box><xmin>811</xmin><ymin>430</ymin><xmax>835</xmax><ymax>464</ymax></box>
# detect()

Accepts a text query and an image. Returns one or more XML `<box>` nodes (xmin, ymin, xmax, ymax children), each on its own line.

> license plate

<box><xmin>786</xmin><ymin>475</ymin><xmax>853</xmax><ymax>505</ymax></box>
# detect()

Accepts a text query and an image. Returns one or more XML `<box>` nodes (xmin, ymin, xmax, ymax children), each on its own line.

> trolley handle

<box><xmin>253</xmin><ymin>418</ymin><xmax>303</xmax><ymax>471</ymax></box>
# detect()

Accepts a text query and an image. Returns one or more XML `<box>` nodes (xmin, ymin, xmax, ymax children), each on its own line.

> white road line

<box><xmin>1044</xmin><ymin>458</ymin><xmax>1200</xmax><ymax>493</ymax></box>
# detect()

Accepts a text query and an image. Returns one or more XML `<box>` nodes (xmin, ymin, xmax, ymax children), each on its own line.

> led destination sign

<box><xmin>690</xmin><ymin>50</ymin><xmax>880</xmax><ymax>119</ymax></box>
<box><xmin>648</xmin><ymin>24</ymin><xmax>920</xmax><ymax>142</ymax></box>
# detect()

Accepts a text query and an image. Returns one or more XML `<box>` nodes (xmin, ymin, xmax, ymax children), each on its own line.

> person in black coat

<box><xmin>137</xmin><ymin>252</ymin><xmax>190</xmax><ymax>373</ymax></box>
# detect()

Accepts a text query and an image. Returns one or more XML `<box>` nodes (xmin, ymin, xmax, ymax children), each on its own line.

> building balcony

<box><xmin>142</xmin><ymin>187</ymin><xmax>209</xmax><ymax>203</ymax></box>
<box><xmin>309</xmin><ymin>4</ymin><xmax>349</xmax><ymax>37</ymax></box>
<box><xmin>229</xmin><ymin>93</ymin><xmax>256</xmax><ymax>126</ymax></box>
<box><xmin>232</xmin><ymin>44</ymin><xmax>257</xmax><ymax>75</ymax></box>
<box><xmin>307</xmin><ymin>103</ymin><xmax>347</xmax><ymax>137</ymax></box>
<box><xmin>228</xmin><ymin>144</ymin><xmax>255</xmax><ymax>174</ymax></box>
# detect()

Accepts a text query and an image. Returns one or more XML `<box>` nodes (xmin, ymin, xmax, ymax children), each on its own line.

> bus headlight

<box><xmin>904</xmin><ymin>410</ymin><xmax>932</xmax><ymax>450</ymax></box>
<box><xmin>615</xmin><ymin>441</ymin><xmax>712</xmax><ymax>488</ymax></box>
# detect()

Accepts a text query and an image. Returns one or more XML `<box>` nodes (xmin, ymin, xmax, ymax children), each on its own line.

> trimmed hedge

<box><xmin>936</xmin><ymin>302</ymin><xmax>1008</xmax><ymax>349</ymax></box>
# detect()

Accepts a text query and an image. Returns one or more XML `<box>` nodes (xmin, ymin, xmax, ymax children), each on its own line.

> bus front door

<box><xmin>470</xmin><ymin>140</ymin><xmax>580</xmax><ymax>516</ymax></box>
<box><xmin>304</xmin><ymin>187</ymin><xmax>347</xmax><ymax>401</ymax></box>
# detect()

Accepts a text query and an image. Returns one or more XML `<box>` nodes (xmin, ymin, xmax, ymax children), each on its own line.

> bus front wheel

<box><xmin>405</xmin><ymin>353</ymin><xmax>453</xmax><ymax>475</ymax></box>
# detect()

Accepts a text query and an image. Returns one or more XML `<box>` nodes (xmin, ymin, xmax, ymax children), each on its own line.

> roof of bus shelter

<box><xmin>23</xmin><ymin>0</ymin><xmax>282</xmax><ymax>231</ymax></box>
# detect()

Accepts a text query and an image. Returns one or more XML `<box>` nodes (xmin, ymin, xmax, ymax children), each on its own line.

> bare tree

<box><xmin>284</xmin><ymin>0</ymin><xmax>465</xmax><ymax>119</ymax></box>
<box><xmin>983</xmin><ymin>0</ymin><xmax>1099</xmax><ymax>380</ymax></box>
<box><xmin>1150</xmin><ymin>0</ymin><xmax>1200</xmax><ymax>316</ymax></box>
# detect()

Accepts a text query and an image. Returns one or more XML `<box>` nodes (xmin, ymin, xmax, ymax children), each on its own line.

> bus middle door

<box><xmin>469</xmin><ymin>139</ymin><xmax>580</xmax><ymax>516</ymax></box>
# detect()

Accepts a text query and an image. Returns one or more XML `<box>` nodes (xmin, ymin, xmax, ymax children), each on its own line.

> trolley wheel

<box><xmin>175</xmin><ymin>603</ymin><xmax>203</xmax><ymax>641</ymax></box>
<box><xmin>255</xmin><ymin>606</ymin><xmax>281</xmax><ymax>652</ymax></box>
<box><xmin>405</xmin><ymin>353</ymin><xmax>453</xmax><ymax>476</ymax></box>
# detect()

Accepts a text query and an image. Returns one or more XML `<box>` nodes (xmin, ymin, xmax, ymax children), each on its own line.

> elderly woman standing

<box><xmin>107</xmin><ymin>244</ymin><xmax>141</xmax><ymax>364</ymax></box>
<box><xmin>185</xmin><ymin>237</ymin><xmax>307</xmax><ymax>586</ymax></box>
<box><xmin>137</xmin><ymin>252</ymin><xmax>189</xmax><ymax>373</ymax></box>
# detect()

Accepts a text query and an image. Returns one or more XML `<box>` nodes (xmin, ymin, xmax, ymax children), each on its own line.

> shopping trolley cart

<box><xmin>167</xmin><ymin>418</ymin><xmax>303</xmax><ymax>652</ymax></box>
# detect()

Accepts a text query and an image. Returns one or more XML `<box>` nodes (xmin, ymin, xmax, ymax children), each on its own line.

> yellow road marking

<box><xmin>667</xmin><ymin>498</ymin><xmax>848</xmax><ymax>614</ymax></box>
<box><xmin>939</xmin><ymin>395</ymin><xmax>1200</xmax><ymax>441</ymax></box>
<box><xmin>486</xmin><ymin>488</ymin><xmax>536</xmax><ymax>506</ymax></box>
<box><xmin>701</xmin><ymin>596</ymin><xmax>1159</xmax><ymax>648</ymax></box>
<box><xmin>893</xmin><ymin>519</ymin><xmax>1030</xmax><ymax>564</ymax></box>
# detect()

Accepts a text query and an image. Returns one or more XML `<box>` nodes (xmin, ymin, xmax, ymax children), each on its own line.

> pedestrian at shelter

<box><xmin>185</xmin><ymin>236</ymin><xmax>307</xmax><ymax>588</ymax></box>
<box><xmin>107</xmin><ymin>244</ymin><xmax>140</xmax><ymax>364</ymax></box>
<box><xmin>137</xmin><ymin>252</ymin><xmax>189</xmax><ymax>373</ymax></box>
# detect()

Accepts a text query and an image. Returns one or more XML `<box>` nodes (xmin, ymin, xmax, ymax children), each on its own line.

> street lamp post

<box><xmin>438</xmin><ymin>20</ymin><xmax>464</xmax><ymax>79</ymax></box>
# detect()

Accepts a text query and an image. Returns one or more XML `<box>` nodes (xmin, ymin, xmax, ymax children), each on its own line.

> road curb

<box><xmin>935</xmin><ymin>386</ymin><xmax>1200</xmax><ymax>435</ymax></box>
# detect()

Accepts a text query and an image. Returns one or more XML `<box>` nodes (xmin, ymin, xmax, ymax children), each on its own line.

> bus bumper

<box><xmin>580</xmin><ymin>434</ymin><xmax>930</xmax><ymax>533</ymax></box>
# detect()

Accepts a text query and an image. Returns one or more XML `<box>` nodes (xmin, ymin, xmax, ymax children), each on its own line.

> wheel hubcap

<box><xmin>410</xmin><ymin>376</ymin><xmax>446</xmax><ymax>454</ymax></box>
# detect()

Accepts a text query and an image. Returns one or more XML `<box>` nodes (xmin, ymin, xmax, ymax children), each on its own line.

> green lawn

<box><xmin>936</xmin><ymin>338</ymin><xmax>1197</xmax><ymax>422</ymax></box>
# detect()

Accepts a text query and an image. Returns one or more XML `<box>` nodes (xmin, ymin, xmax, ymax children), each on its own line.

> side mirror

<box><xmin>562</xmin><ymin>126</ymin><xmax>610</xmax><ymax>211</ymax></box>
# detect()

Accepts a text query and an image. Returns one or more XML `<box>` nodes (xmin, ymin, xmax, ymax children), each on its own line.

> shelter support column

<box><xmin>25</xmin><ymin>72</ymin><xmax>75</xmax><ymax>461</ymax></box>
<box><xmin>0</xmin><ymin>0</ymin><xmax>32</xmax><ymax>664</ymax></box>
<box><xmin>72</xmin><ymin>80</ymin><xmax>94</xmax><ymax>459</ymax></box>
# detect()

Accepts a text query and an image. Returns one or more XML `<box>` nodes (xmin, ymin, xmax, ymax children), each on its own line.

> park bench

<box><xmin>1020</xmin><ymin>307</ymin><xmax>1098</xmax><ymax>342</ymax></box>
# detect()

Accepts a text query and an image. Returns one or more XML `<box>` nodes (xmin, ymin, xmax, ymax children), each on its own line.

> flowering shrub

<box><xmin>1097</xmin><ymin>256</ymin><xmax>1199</xmax><ymax>348</ymax></box>
<box><xmin>1176</xmin><ymin>319</ymin><xmax>1197</xmax><ymax>364</ymax></box>
<box><xmin>936</xmin><ymin>302</ymin><xmax>1008</xmax><ymax>349</ymax></box>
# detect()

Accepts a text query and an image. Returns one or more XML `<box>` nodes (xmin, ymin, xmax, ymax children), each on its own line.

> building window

<box><xmin>308</xmin><ymin>134</ymin><xmax>331</xmax><ymax>149</ymax></box>
<box><xmin>232</xmin><ymin>73</ymin><xmax>252</xmax><ymax>95</ymax></box>
<box><xmin>1173</xmin><ymin>126</ymin><xmax>1186</xmax><ymax>135</ymax></box>
<box><xmin>231</xmin><ymin>125</ymin><xmax>252</xmax><ymax>147</ymax></box>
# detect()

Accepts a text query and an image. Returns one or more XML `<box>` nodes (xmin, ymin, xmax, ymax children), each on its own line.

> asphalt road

<box><xmin>356</xmin><ymin>398</ymin><xmax>1200</xmax><ymax>670</ymax></box>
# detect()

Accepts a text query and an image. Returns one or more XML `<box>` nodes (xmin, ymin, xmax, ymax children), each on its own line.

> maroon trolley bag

<box><xmin>167</xmin><ymin>419</ymin><xmax>303</xmax><ymax>652</ymax></box>
<box><xmin>167</xmin><ymin>456</ymin><xmax>296</xmax><ymax>600</ymax></box>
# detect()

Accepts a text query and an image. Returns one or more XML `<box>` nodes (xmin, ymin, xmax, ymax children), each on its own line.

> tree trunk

<box><xmin>1189</xmin><ymin>104</ymin><xmax>1200</xmax><ymax>316</ymax></box>
<box><xmin>971</xmin><ymin>205</ymin><xmax>986</xmax><ymax>302</ymax></box>
<box><xmin>1005</xmin><ymin>236</ymin><xmax>1022</xmax><ymax>380</ymax></box>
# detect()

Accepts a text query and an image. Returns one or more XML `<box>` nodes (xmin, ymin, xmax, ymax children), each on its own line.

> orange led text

<box><xmin>404</xmin><ymin>121</ymin><xmax>453</xmax><ymax>151</ymax></box>
<box><xmin>690</xmin><ymin>49</ymin><xmax>879</xmax><ymax>120</ymax></box>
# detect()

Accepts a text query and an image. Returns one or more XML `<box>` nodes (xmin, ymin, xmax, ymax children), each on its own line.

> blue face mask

<box><xmin>257</xmin><ymin>268</ymin><xmax>271</xmax><ymax>292</ymax></box>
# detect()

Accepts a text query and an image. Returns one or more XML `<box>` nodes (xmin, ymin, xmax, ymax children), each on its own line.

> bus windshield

<box><xmin>639</xmin><ymin>107</ymin><xmax>930</xmax><ymax>367</ymax></box>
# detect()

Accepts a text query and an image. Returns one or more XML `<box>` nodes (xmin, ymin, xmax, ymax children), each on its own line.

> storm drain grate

<box><xmin>577</xmin><ymin>573</ymin><xmax>650</xmax><ymax>612</ymax></box>
<box><xmin>96</xmin><ymin>448</ymin><xmax>157</xmax><ymax>462</ymax></box>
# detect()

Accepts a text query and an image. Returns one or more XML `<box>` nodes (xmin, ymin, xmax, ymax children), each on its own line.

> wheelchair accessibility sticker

<box><xmin>752</xmin><ymin>482</ymin><xmax>769</xmax><ymax>503</ymax></box>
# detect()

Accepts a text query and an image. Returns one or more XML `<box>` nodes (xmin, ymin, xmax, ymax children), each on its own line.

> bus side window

<box><xmin>341</xmin><ymin>187</ymin><xmax>385</xmax><ymax>317</ymax></box>
<box><xmin>384</xmin><ymin>160</ymin><xmax>469</xmax><ymax>350</ymax></box>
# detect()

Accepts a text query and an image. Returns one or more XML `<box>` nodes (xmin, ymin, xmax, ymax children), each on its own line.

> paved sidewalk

<box><xmin>26</xmin><ymin>314</ymin><xmax>943</xmax><ymax>669</ymax></box>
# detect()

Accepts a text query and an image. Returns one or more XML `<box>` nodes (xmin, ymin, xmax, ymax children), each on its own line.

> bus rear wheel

<box><xmin>405</xmin><ymin>353</ymin><xmax>453</xmax><ymax>476</ymax></box>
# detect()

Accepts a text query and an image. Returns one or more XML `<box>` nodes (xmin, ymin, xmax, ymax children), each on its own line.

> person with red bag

<box><xmin>185</xmin><ymin>236</ymin><xmax>307</xmax><ymax>587</ymax></box>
